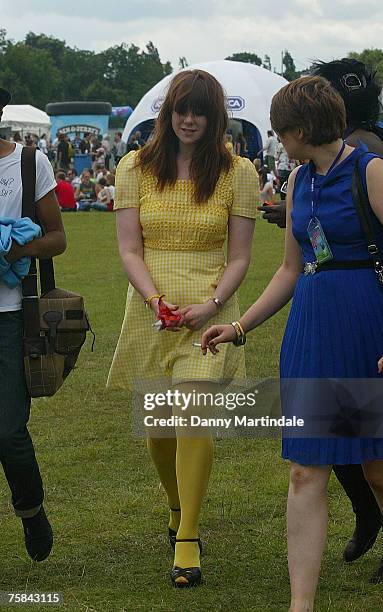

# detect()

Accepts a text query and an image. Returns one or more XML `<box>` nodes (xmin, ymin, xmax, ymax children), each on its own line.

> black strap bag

<box><xmin>21</xmin><ymin>146</ymin><xmax>93</xmax><ymax>397</ymax></box>
<box><xmin>352</xmin><ymin>152</ymin><xmax>383</xmax><ymax>285</ymax></box>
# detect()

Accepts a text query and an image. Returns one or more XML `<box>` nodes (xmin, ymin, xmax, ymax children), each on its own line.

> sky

<box><xmin>1</xmin><ymin>0</ymin><xmax>383</xmax><ymax>73</ymax></box>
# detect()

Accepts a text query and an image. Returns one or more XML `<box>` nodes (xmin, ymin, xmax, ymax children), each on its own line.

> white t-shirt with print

<box><xmin>0</xmin><ymin>143</ymin><xmax>56</xmax><ymax>311</ymax></box>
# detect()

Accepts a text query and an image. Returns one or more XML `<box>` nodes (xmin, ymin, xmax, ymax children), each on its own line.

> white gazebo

<box><xmin>122</xmin><ymin>60</ymin><xmax>288</xmax><ymax>149</ymax></box>
<box><xmin>1</xmin><ymin>105</ymin><xmax>51</xmax><ymax>136</ymax></box>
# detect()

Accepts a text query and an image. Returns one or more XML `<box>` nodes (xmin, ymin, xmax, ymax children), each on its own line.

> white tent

<box><xmin>1</xmin><ymin>105</ymin><xmax>51</xmax><ymax>136</ymax></box>
<box><xmin>122</xmin><ymin>60</ymin><xmax>288</xmax><ymax>144</ymax></box>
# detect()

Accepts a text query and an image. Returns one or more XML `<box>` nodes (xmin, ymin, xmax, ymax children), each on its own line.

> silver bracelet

<box><xmin>209</xmin><ymin>297</ymin><xmax>223</xmax><ymax>310</ymax></box>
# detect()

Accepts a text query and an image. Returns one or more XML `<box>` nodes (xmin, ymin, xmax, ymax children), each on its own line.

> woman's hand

<box><xmin>179</xmin><ymin>301</ymin><xmax>217</xmax><ymax>331</ymax></box>
<box><xmin>151</xmin><ymin>298</ymin><xmax>183</xmax><ymax>331</ymax></box>
<box><xmin>378</xmin><ymin>356</ymin><xmax>383</xmax><ymax>374</ymax></box>
<box><xmin>201</xmin><ymin>324</ymin><xmax>237</xmax><ymax>355</ymax></box>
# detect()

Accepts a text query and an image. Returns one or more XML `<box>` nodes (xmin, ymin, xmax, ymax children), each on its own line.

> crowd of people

<box><xmin>10</xmin><ymin>130</ymin><xmax>148</xmax><ymax>213</ymax></box>
<box><xmin>225</xmin><ymin>128</ymin><xmax>297</xmax><ymax>206</ymax></box>
<box><xmin>54</xmin><ymin>167</ymin><xmax>116</xmax><ymax>212</ymax></box>
<box><xmin>12</xmin><ymin>129</ymin><xmax>147</xmax><ymax>172</ymax></box>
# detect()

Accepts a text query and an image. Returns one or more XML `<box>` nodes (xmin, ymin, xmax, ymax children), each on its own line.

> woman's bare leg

<box><xmin>287</xmin><ymin>463</ymin><xmax>332</xmax><ymax>612</ymax></box>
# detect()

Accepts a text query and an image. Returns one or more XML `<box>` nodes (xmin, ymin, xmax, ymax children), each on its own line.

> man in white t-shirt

<box><xmin>258</xmin><ymin>130</ymin><xmax>278</xmax><ymax>172</ymax></box>
<box><xmin>0</xmin><ymin>87</ymin><xmax>66</xmax><ymax>562</ymax></box>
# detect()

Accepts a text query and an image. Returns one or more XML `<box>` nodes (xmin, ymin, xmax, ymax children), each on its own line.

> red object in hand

<box><xmin>156</xmin><ymin>298</ymin><xmax>182</xmax><ymax>329</ymax></box>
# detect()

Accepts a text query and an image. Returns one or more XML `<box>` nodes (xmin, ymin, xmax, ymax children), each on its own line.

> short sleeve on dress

<box><xmin>113</xmin><ymin>151</ymin><xmax>141</xmax><ymax>210</ymax></box>
<box><xmin>230</xmin><ymin>157</ymin><xmax>260</xmax><ymax>218</ymax></box>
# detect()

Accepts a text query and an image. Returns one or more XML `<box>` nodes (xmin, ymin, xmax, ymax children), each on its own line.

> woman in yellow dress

<box><xmin>107</xmin><ymin>69</ymin><xmax>259</xmax><ymax>587</ymax></box>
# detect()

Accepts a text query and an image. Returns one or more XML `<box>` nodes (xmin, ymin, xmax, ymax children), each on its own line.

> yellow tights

<box><xmin>147</xmin><ymin>434</ymin><xmax>214</xmax><ymax>568</ymax></box>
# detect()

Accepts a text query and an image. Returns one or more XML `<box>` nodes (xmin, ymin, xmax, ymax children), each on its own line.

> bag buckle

<box><xmin>304</xmin><ymin>262</ymin><xmax>318</xmax><ymax>276</ymax></box>
<box><xmin>368</xmin><ymin>244</ymin><xmax>379</xmax><ymax>255</ymax></box>
<box><xmin>43</xmin><ymin>311</ymin><xmax>63</xmax><ymax>351</ymax></box>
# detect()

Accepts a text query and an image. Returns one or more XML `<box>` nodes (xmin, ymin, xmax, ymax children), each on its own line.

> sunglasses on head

<box><xmin>340</xmin><ymin>73</ymin><xmax>366</xmax><ymax>92</ymax></box>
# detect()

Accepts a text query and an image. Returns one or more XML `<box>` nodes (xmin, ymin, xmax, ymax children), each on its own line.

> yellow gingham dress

<box><xmin>107</xmin><ymin>151</ymin><xmax>259</xmax><ymax>391</ymax></box>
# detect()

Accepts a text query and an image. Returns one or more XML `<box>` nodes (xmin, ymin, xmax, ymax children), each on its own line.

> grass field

<box><xmin>0</xmin><ymin>212</ymin><xmax>382</xmax><ymax>612</ymax></box>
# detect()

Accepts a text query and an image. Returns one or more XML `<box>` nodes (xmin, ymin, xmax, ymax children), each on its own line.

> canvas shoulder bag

<box><xmin>21</xmin><ymin>146</ymin><xmax>93</xmax><ymax>397</ymax></box>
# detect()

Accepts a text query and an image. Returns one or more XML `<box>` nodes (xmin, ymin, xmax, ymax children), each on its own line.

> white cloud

<box><xmin>0</xmin><ymin>0</ymin><xmax>382</xmax><ymax>74</ymax></box>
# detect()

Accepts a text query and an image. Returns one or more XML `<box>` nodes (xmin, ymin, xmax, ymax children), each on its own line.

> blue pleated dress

<box><xmin>281</xmin><ymin>148</ymin><xmax>383</xmax><ymax>465</ymax></box>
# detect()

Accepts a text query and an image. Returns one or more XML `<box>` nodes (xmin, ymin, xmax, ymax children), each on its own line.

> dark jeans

<box><xmin>0</xmin><ymin>311</ymin><xmax>44</xmax><ymax>517</ymax></box>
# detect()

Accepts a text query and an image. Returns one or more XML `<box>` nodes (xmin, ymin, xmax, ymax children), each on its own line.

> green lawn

<box><xmin>0</xmin><ymin>213</ymin><xmax>382</xmax><ymax>611</ymax></box>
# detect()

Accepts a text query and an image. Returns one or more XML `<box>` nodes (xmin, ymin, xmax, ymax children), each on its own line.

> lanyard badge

<box><xmin>306</xmin><ymin>142</ymin><xmax>345</xmax><ymax>265</ymax></box>
<box><xmin>307</xmin><ymin>216</ymin><xmax>333</xmax><ymax>264</ymax></box>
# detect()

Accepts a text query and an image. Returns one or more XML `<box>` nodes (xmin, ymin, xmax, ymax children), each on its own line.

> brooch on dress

<box><xmin>304</xmin><ymin>262</ymin><xmax>318</xmax><ymax>276</ymax></box>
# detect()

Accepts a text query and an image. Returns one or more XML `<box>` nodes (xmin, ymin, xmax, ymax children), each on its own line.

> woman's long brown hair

<box><xmin>137</xmin><ymin>69</ymin><xmax>233</xmax><ymax>203</ymax></box>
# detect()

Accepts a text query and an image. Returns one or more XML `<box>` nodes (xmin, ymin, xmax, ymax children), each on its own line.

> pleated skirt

<box><xmin>280</xmin><ymin>269</ymin><xmax>383</xmax><ymax>465</ymax></box>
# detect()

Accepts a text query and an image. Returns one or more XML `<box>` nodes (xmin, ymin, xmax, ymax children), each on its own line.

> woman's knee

<box><xmin>363</xmin><ymin>460</ymin><xmax>383</xmax><ymax>492</ymax></box>
<box><xmin>289</xmin><ymin>463</ymin><xmax>330</xmax><ymax>495</ymax></box>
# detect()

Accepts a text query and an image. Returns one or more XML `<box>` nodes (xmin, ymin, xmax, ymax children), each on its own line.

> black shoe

<box><xmin>171</xmin><ymin>566</ymin><xmax>202</xmax><ymax>588</ymax></box>
<box><xmin>171</xmin><ymin>539</ymin><xmax>202</xmax><ymax>588</ymax></box>
<box><xmin>22</xmin><ymin>506</ymin><xmax>53</xmax><ymax>562</ymax></box>
<box><xmin>343</xmin><ymin>515</ymin><xmax>381</xmax><ymax>563</ymax></box>
<box><xmin>369</xmin><ymin>558</ymin><xmax>383</xmax><ymax>584</ymax></box>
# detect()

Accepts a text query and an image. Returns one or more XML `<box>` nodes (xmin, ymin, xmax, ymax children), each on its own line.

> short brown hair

<box><xmin>138</xmin><ymin>69</ymin><xmax>232</xmax><ymax>203</ymax></box>
<box><xmin>270</xmin><ymin>76</ymin><xmax>346</xmax><ymax>146</ymax></box>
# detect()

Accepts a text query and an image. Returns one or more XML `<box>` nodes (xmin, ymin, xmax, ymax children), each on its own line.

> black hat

<box><xmin>312</xmin><ymin>59</ymin><xmax>381</xmax><ymax>129</ymax></box>
<box><xmin>0</xmin><ymin>87</ymin><xmax>11</xmax><ymax>107</ymax></box>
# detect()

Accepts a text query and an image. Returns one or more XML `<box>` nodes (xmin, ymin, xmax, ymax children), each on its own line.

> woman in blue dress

<box><xmin>201</xmin><ymin>76</ymin><xmax>383</xmax><ymax>612</ymax></box>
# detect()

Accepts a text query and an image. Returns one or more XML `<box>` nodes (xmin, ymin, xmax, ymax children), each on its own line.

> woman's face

<box><xmin>171</xmin><ymin>110</ymin><xmax>208</xmax><ymax>146</ymax></box>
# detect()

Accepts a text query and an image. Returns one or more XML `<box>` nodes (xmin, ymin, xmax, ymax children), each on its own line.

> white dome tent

<box><xmin>122</xmin><ymin>60</ymin><xmax>288</xmax><ymax>158</ymax></box>
<box><xmin>1</xmin><ymin>105</ymin><xmax>51</xmax><ymax>137</ymax></box>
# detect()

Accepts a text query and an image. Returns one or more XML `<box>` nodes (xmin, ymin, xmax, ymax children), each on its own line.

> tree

<box><xmin>282</xmin><ymin>50</ymin><xmax>299</xmax><ymax>81</ymax></box>
<box><xmin>0</xmin><ymin>31</ymin><xmax>174</xmax><ymax>108</ymax></box>
<box><xmin>0</xmin><ymin>41</ymin><xmax>62</xmax><ymax>107</ymax></box>
<box><xmin>225</xmin><ymin>52</ymin><xmax>262</xmax><ymax>66</ymax></box>
<box><xmin>61</xmin><ymin>47</ymin><xmax>100</xmax><ymax>102</ymax></box>
<box><xmin>263</xmin><ymin>55</ymin><xmax>271</xmax><ymax>71</ymax></box>
<box><xmin>97</xmin><ymin>42</ymin><xmax>172</xmax><ymax>107</ymax></box>
<box><xmin>347</xmin><ymin>49</ymin><xmax>383</xmax><ymax>82</ymax></box>
<box><xmin>25</xmin><ymin>32</ymin><xmax>67</xmax><ymax>69</ymax></box>
<box><xmin>0</xmin><ymin>28</ymin><xmax>7</xmax><ymax>52</ymax></box>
